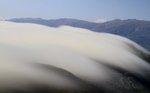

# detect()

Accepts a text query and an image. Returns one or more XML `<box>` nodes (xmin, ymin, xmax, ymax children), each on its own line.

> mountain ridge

<box><xmin>8</xmin><ymin>18</ymin><xmax>150</xmax><ymax>51</ymax></box>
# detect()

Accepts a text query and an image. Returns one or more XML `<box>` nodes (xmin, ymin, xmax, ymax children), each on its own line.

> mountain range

<box><xmin>8</xmin><ymin>18</ymin><xmax>150</xmax><ymax>51</ymax></box>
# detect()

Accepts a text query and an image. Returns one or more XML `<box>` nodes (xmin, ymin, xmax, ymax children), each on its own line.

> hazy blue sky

<box><xmin>0</xmin><ymin>0</ymin><xmax>150</xmax><ymax>21</ymax></box>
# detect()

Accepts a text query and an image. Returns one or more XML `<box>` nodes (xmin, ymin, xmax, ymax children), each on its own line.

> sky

<box><xmin>0</xmin><ymin>0</ymin><xmax>150</xmax><ymax>21</ymax></box>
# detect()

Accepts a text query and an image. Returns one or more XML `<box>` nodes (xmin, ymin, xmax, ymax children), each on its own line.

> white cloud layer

<box><xmin>0</xmin><ymin>21</ymin><xmax>149</xmax><ymax>92</ymax></box>
<box><xmin>93</xmin><ymin>18</ymin><xmax>107</xmax><ymax>23</ymax></box>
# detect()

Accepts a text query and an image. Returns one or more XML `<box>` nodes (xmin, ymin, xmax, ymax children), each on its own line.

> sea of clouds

<box><xmin>0</xmin><ymin>21</ymin><xmax>150</xmax><ymax>93</ymax></box>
